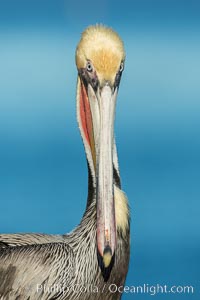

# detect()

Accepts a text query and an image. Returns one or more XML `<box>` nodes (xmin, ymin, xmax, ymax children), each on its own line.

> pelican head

<box><xmin>76</xmin><ymin>25</ymin><xmax>125</xmax><ymax>275</ymax></box>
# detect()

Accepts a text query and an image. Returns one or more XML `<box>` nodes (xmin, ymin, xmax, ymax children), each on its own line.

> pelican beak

<box><xmin>77</xmin><ymin>76</ymin><xmax>118</xmax><ymax>271</ymax></box>
<box><xmin>94</xmin><ymin>85</ymin><xmax>117</xmax><ymax>269</ymax></box>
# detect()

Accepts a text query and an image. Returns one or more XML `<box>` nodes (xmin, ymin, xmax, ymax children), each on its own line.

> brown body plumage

<box><xmin>0</xmin><ymin>25</ymin><xmax>130</xmax><ymax>300</ymax></box>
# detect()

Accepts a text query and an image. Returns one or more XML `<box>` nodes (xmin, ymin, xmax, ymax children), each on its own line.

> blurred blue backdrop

<box><xmin>0</xmin><ymin>0</ymin><xmax>200</xmax><ymax>299</ymax></box>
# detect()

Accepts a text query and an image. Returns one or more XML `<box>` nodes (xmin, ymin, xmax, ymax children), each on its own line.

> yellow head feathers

<box><xmin>76</xmin><ymin>25</ymin><xmax>125</xmax><ymax>84</ymax></box>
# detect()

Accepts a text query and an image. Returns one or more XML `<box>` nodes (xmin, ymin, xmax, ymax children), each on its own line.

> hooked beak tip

<box><xmin>97</xmin><ymin>246</ymin><xmax>115</xmax><ymax>282</ymax></box>
<box><xmin>103</xmin><ymin>245</ymin><xmax>113</xmax><ymax>268</ymax></box>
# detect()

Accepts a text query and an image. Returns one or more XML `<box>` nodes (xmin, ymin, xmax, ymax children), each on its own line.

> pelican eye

<box><xmin>86</xmin><ymin>62</ymin><xmax>93</xmax><ymax>72</ymax></box>
<box><xmin>119</xmin><ymin>62</ymin><xmax>124</xmax><ymax>72</ymax></box>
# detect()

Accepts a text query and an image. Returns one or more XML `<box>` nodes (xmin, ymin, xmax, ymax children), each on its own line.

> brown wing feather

<box><xmin>0</xmin><ymin>233</ymin><xmax>65</xmax><ymax>248</ymax></box>
<box><xmin>0</xmin><ymin>242</ymin><xmax>74</xmax><ymax>300</ymax></box>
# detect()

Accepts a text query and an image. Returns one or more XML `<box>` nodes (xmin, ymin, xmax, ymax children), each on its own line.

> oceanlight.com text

<box><xmin>109</xmin><ymin>283</ymin><xmax>194</xmax><ymax>295</ymax></box>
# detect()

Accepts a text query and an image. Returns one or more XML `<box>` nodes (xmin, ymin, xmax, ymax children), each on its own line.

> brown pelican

<box><xmin>0</xmin><ymin>25</ymin><xmax>130</xmax><ymax>300</ymax></box>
